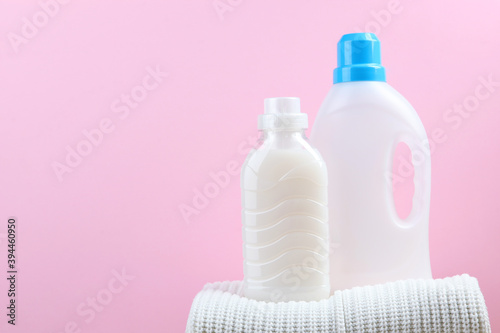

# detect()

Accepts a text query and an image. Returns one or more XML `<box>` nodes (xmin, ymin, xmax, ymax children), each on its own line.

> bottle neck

<box><xmin>260</xmin><ymin>128</ymin><xmax>308</xmax><ymax>150</ymax></box>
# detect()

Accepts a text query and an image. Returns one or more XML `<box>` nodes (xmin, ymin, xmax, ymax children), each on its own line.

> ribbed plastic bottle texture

<box><xmin>242</xmin><ymin>98</ymin><xmax>330</xmax><ymax>302</ymax></box>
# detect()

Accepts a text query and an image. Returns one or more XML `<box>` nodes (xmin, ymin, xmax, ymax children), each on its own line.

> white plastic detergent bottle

<box><xmin>242</xmin><ymin>97</ymin><xmax>330</xmax><ymax>302</ymax></box>
<box><xmin>311</xmin><ymin>33</ymin><xmax>432</xmax><ymax>292</ymax></box>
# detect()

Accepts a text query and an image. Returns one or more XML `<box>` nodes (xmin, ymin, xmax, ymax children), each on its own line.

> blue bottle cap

<box><xmin>333</xmin><ymin>33</ymin><xmax>386</xmax><ymax>84</ymax></box>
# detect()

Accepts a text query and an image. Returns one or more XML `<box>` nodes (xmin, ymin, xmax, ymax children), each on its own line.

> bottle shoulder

<box><xmin>241</xmin><ymin>147</ymin><xmax>328</xmax><ymax>191</ymax></box>
<box><xmin>244</xmin><ymin>144</ymin><xmax>325</xmax><ymax>171</ymax></box>
<box><xmin>315</xmin><ymin>81</ymin><xmax>426</xmax><ymax>137</ymax></box>
<box><xmin>246</xmin><ymin>132</ymin><xmax>323</xmax><ymax>161</ymax></box>
<box><xmin>320</xmin><ymin>82</ymin><xmax>412</xmax><ymax>111</ymax></box>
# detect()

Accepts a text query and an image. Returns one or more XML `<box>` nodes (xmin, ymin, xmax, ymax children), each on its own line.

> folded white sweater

<box><xmin>186</xmin><ymin>274</ymin><xmax>490</xmax><ymax>332</ymax></box>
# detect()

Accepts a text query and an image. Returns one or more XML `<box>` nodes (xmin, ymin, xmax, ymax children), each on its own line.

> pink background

<box><xmin>1</xmin><ymin>0</ymin><xmax>499</xmax><ymax>332</ymax></box>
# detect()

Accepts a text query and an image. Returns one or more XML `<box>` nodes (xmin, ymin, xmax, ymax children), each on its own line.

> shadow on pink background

<box><xmin>0</xmin><ymin>1</ymin><xmax>499</xmax><ymax>332</ymax></box>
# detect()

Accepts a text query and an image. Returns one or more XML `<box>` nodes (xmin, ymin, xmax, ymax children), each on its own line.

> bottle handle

<box><xmin>387</xmin><ymin>133</ymin><xmax>431</xmax><ymax>228</ymax></box>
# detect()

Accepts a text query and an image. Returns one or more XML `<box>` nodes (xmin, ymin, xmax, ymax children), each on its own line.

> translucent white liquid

<box><xmin>242</xmin><ymin>148</ymin><xmax>330</xmax><ymax>302</ymax></box>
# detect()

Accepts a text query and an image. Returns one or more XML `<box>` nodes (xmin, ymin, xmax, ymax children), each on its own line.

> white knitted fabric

<box><xmin>186</xmin><ymin>274</ymin><xmax>490</xmax><ymax>333</ymax></box>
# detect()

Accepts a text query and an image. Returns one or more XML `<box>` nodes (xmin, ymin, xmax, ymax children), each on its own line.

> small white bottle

<box><xmin>311</xmin><ymin>33</ymin><xmax>432</xmax><ymax>292</ymax></box>
<box><xmin>242</xmin><ymin>97</ymin><xmax>330</xmax><ymax>302</ymax></box>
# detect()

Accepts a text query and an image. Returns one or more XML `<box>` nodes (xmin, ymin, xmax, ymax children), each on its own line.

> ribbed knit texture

<box><xmin>186</xmin><ymin>274</ymin><xmax>490</xmax><ymax>333</ymax></box>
